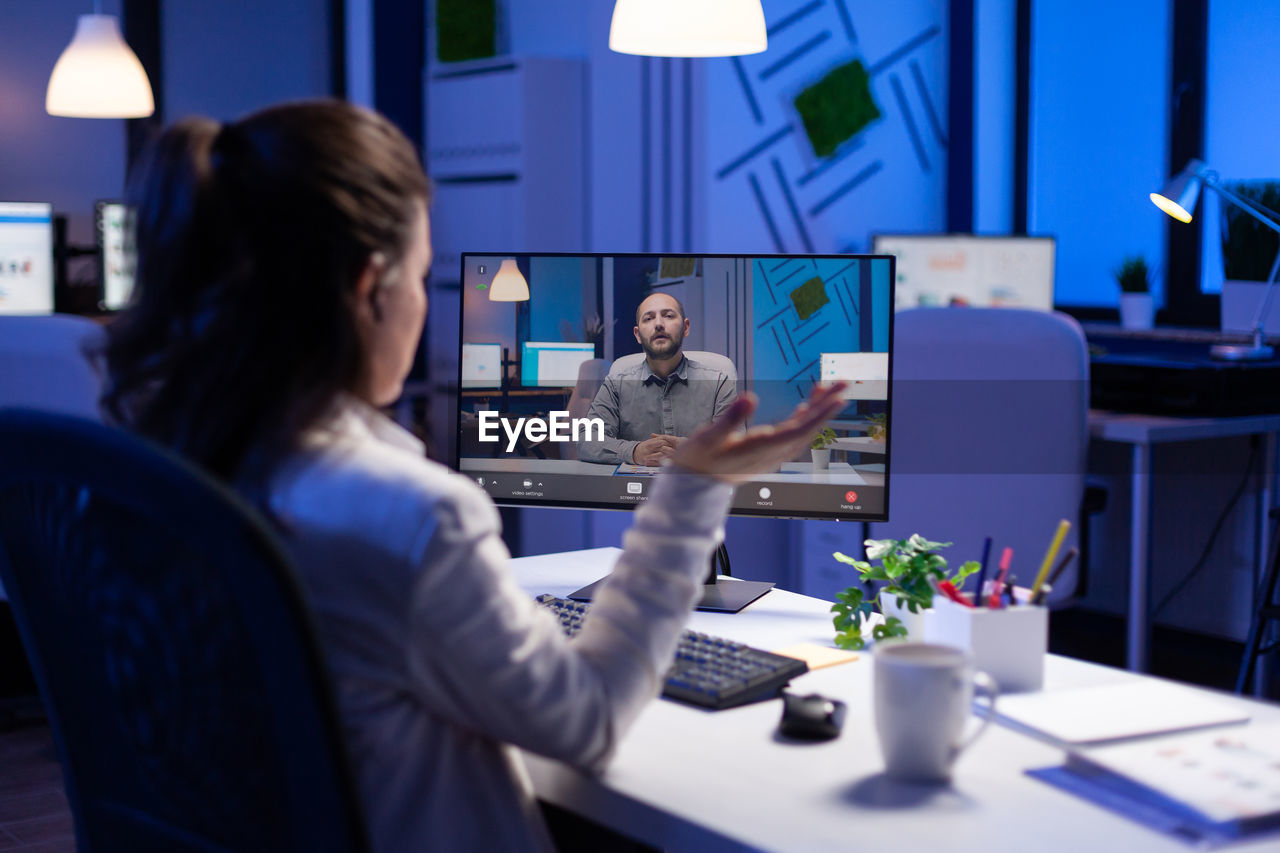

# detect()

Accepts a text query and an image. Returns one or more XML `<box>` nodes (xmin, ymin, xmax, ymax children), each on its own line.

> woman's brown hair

<box><xmin>102</xmin><ymin>99</ymin><xmax>431</xmax><ymax>493</ymax></box>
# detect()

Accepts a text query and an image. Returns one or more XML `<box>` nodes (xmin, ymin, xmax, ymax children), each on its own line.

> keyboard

<box><xmin>536</xmin><ymin>594</ymin><xmax>808</xmax><ymax>710</ymax></box>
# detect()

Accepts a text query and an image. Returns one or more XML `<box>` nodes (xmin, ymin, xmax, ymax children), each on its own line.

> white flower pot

<box><xmin>879</xmin><ymin>589</ymin><xmax>931</xmax><ymax>642</ymax></box>
<box><xmin>1119</xmin><ymin>292</ymin><xmax>1154</xmax><ymax>330</ymax></box>
<box><xmin>811</xmin><ymin>448</ymin><xmax>831</xmax><ymax>470</ymax></box>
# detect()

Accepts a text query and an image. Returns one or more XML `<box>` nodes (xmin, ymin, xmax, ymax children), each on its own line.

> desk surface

<box><xmin>511</xmin><ymin>547</ymin><xmax>1280</xmax><ymax>853</ymax></box>
<box><xmin>1089</xmin><ymin>408</ymin><xmax>1280</xmax><ymax>444</ymax></box>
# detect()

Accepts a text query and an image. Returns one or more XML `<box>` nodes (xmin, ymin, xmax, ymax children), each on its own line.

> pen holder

<box><xmin>923</xmin><ymin>598</ymin><xmax>1047</xmax><ymax>693</ymax></box>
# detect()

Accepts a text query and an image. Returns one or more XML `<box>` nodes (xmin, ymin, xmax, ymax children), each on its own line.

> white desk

<box><xmin>1089</xmin><ymin>410</ymin><xmax>1280</xmax><ymax>672</ymax></box>
<box><xmin>511</xmin><ymin>547</ymin><xmax>1280</xmax><ymax>853</ymax></box>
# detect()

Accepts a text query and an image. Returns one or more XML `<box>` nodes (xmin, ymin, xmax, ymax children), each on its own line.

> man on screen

<box><xmin>579</xmin><ymin>292</ymin><xmax>737</xmax><ymax>466</ymax></box>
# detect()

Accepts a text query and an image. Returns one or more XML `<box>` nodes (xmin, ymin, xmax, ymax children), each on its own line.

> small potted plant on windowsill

<box><xmin>1115</xmin><ymin>255</ymin><xmax>1154</xmax><ymax>330</ymax></box>
<box><xmin>830</xmin><ymin>535</ymin><xmax>979</xmax><ymax>650</ymax></box>
<box><xmin>810</xmin><ymin>427</ymin><xmax>837</xmax><ymax>470</ymax></box>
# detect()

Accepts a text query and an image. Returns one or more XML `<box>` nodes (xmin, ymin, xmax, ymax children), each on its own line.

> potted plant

<box><xmin>1115</xmin><ymin>255</ymin><xmax>1154</xmax><ymax>330</ymax></box>
<box><xmin>865</xmin><ymin>412</ymin><xmax>887</xmax><ymax>442</ymax></box>
<box><xmin>810</xmin><ymin>427</ymin><xmax>837</xmax><ymax>470</ymax></box>
<box><xmin>1220</xmin><ymin>180</ymin><xmax>1280</xmax><ymax>332</ymax></box>
<box><xmin>829</xmin><ymin>535</ymin><xmax>979</xmax><ymax>650</ymax></box>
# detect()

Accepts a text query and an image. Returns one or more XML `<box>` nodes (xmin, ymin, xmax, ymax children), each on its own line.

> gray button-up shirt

<box><xmin>578</xmin><ymin>354</ymin><xmax>738</xmax><ymax>464</ymax></box>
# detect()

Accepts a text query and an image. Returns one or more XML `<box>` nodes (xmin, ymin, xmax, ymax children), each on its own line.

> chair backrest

<box><xmin>562</xmin><ymin>358</ymin><xmax>610</xmax><ymax>460</ymax></box>
<box><xmin>868</xmin><ymin>308</ymin><xmax>1089</xmax><ymax>605</ymax></box>
<box><xmin>0</xmin><ymin>409</ymin><xmax>369</xmax><ymax>852</ymax></box>
<box><xmin>609</xmin><ymin>350</ymin><xmax>738</xmax><ymax>382</ymax></box>
<box><xmin>0</xmin><ymin>315</ymin><xmax>106</xmax><ymax>419</ymax></box>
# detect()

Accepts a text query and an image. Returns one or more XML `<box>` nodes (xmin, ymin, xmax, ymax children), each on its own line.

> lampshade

<box><xmin>488</xmin><ymin>259</ymin><xmax>529</xmax><ymax>302</ymax></box>
<box><xmin>46</xmin><ymin>14</ymin><xmax>155</xmax><ymax>118</ymax></box>
<box><xmin>609</xmin><ymin>0</ymin><xmax>767</xmax><ymax>57</ymax></box>
<box><xmin>1149</xmin><ymin>158</ymin><xmax>1204</xmax><ymax>223</ymax></box>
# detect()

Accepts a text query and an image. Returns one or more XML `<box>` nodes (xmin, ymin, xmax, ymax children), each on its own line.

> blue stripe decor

<box><xmin>708</xmin><ymin>2</ymin><xmax>949</xmax><ymax>254</ymax></box>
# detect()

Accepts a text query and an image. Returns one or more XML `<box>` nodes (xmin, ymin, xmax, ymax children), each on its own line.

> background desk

<box><xmin>512</xmin><ymin>547</ymin><xmax>1280</xmax><ymax>853</ymax></box>
<box><xmin>1088</xmin><ymin>410</ymin><xmax>1280</xmax><ymax>672</ymax></box>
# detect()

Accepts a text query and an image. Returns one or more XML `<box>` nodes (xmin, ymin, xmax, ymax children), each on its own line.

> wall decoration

<box><xmin>707</xmin><ymin>0</ymin><xmax>948</xmax><ymax>254</ymax></box>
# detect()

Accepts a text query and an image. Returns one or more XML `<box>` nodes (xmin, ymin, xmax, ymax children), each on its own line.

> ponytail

<box><xmin>102</xmin><ymin>100</ymin><xmax>430</xmax><ymax>495</ymax></box>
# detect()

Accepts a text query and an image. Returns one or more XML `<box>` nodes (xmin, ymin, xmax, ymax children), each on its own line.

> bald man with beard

<box><xmin>579</xmin><ymin>293</ymin><xmax>737</xmax><ymax>466</ymax></box>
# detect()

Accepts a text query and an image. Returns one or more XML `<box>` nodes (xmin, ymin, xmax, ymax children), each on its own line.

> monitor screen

<box><xmin>521</xmin><ymin>341</ymin><xmax>596</xmax><ymax>388</ymax></box>
<box><xmin>96</xmin><ymin>200</ymin><xmax>136</xmax><ymax>311</ymax></box>
<box><xmin>456</xmin><ymin>253</ymin><xmax>894</xmax><ymax>521</ymax></box>
<box><xmin>871</xmin><ymin>234</ymin><xmax>1055</xmax><ymax>311</ymax></box>
<box><xmin>0</xmin><ymin>202</ymin><xmax>54</xmax><ymax>315</ymax></box>
<box><xmin>461</xmin><ymin>342</ymin><xmax>504</xmax><ymax>388</ymax></box>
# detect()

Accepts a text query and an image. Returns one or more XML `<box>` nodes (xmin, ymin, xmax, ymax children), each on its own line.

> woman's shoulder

<box><xmin>274</xmin><ymin>406</ymin><xmax>499</xmax><ymax>548</ymax></box>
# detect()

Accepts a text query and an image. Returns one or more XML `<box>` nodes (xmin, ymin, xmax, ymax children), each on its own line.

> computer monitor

<box><xmin>461</xmin><ymin>342</ymin><xmax>504</xmax><ymax>389</ymax></box>
<box><xmin>95</xmin><ymin>200</ymin><xmax>136</xmax><ymax>311</ymax></box>
<box><xmin>455</xmin><ymin>253</ymin><xmax>894</xmax><ymax>526</ymax></box>
<box><xmin>871</xmin><ymin>234</ymin><xmax>1056</xmax><ymax>311</ymax></box>
<box><xmin>521</xmin><ymin>341</ymin><xmax>596</xmax><ymax>388</ymax></box>
<box><xmin>0</xmin><ymin>202</ymin><xmax>54</xmax><ymax>315</ymax></box>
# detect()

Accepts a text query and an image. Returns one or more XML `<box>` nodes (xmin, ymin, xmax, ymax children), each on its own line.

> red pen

<box><xmin>987</xmin><ymin>547</ymin><xmax>1013</xmax><ymax>609</ymax></box>
<box><xmin>938</xmin><ymin>580</ymin><xmax>975</xmax><ymax>608</ymax></box>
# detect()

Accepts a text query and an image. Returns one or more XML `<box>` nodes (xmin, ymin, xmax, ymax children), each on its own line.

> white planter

<box><xmin>811</xmin><ymin>448</ymin><xmax>831</xmax><ymax>470</ymax></box>
<box><xmin>1118</xmin><ymin>292</ymin><xmax>1154</xmax><ymax>330</ymax></box>
<box><xmin>879</xmin><ymin>589</ymin><xmax>931</xmax><ymax>642</ymax></box>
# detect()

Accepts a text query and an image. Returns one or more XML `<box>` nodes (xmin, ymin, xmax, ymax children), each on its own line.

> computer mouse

<box><xmin>778</xmin><ymin>692</ymin><xmax>846</xmax><ymax>741</ymax></box>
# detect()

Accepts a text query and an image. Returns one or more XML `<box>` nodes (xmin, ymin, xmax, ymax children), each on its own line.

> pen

<box><xmin>1031</xmin><ymin>546</ymin><xmax>1078</xmax><ymax>606</ymax></box>
<box><xmin>987</xmin><ymin>547</ymin><xmax>1013</xmax><ymax>609</ymax></box>
<box><xmin>1030</xmin><ymin>519</ymin><xmax>1071</xmax><ymax>602</ymax></box>
<box><xmin>974</xmin><ymin>536</ymin><xmax>993</xmax><ymax>608</ymax></box>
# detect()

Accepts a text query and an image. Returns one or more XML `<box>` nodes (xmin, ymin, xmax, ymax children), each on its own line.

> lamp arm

<box><xmin>1201</xmin><ymin>175</ymin><xmax>1280</xmax><ymax>236</ymax></box>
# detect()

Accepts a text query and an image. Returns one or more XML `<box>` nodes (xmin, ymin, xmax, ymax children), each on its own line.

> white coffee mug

<box><xmin>873</xmin><ymin>642</ymin><xmax>998</xmax><ymax>782</ymax></box>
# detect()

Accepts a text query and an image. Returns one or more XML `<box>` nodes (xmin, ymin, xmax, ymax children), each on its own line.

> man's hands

<box><xmin>633</xmin><ymin>433</ymin><xmax>681</xmax><ymax>466</ymax></box>
<box><xmin>670</xmin><ymin>382</ymin><xmax>849</xmax><ymax>483</ymax></box>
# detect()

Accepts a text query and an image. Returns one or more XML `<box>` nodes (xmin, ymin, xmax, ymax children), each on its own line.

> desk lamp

<box><xmin>1151</xmin><ymin>159</ymin><xmax>1280</xmax><ymax>361</ymax></box>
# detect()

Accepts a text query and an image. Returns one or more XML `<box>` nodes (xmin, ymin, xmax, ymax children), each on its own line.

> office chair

<box><xmin>0</xmin><ymin>314</ymin><xmax>105</xmax><ymax>419</ymax></box>
<box><xmin>868</xmin><ymin>308</ymin><xmax>1090</xmax><ymax>606</ymax></box>
<box><xmin>561</xmin><ymin>358</ymin><xmax>609</xmax><ymax>461</ymax></box>
<box><xmin>0</xmin><ymin>409</ymin><xmax>369</xmax><ymax>852</ymax></box>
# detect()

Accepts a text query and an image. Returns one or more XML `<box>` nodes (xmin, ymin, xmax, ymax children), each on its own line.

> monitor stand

<box><xmin>567</xmin><ymin>544</ymin><xmax>774</xmax><ymax>614</ymax></box>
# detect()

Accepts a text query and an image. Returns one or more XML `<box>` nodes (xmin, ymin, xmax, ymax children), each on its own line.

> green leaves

<box><xmin>872</xmin><ymin>617</ymin><xmax>907</xmax><ymax>642</ymax></box>
<box><xmin>830</xmin><ymin>535</ymin><xmax>979</xmax><ymax>649</ymax></box>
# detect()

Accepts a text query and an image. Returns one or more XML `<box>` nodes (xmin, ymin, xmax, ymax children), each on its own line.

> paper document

<box><xmin>1064</xmin><ymin>722</ymin><xmax>1280</xmax><ymax>834</ymax></box>
<box><xmin>991</xmin><ymin>681</ymin><xmax>1250</xmax><ymax>745</ymax></box>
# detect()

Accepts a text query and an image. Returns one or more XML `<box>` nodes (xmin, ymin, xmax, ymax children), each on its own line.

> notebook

<box><xmin>988</xmin><ymin>681</ymin><xmax>1250</xmax><ymax>745</ymax></box>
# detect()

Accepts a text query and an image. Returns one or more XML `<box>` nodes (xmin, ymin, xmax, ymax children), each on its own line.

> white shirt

<box><xmin>268</xmin><ymin>398</ymin><xmax>733</xmax><ymax>852</ymax></box>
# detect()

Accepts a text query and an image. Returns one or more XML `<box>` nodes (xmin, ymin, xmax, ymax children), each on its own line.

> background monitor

<box><xmin>461</xmin><ymin>342</ymin><xmax>503</xmax><ymax>388</ymax></box>
<box><xmin>0</xmin><ymin>202</ymin><xmax>54</xmax><ymax>315</ymax></box>
<box><xmin>821</xmin><ymin>352</ymin><xmax>889</xmax><ymax>400</ymax></box>
<box><xmin>521</xmin><ymin>341</ymin><xmax>596</xmax><ymax>388</ymax></box>
<box><xmin>872</xmin><ymin>234</ymin><xmax>1056</xmax><ymax>311</ymax></box>
<box><xmin>456</xmin><ymin>252</ymin><xmax>895</xmax><ymax>522</ymax></box>
<box><xmin>96</xmin><ymin>200</ymin><xmax>136</xmax><ymax>311</ymax></box>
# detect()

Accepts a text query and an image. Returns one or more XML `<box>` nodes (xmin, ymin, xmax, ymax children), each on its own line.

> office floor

<box><xmin>0</xmin><ymin>721</ymin><xmax>73</xmax><ymax>852</ymax></box>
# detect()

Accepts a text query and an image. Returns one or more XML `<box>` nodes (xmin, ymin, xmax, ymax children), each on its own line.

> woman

<box><xmin>102</xmin><ymin>100</ymin><xmax>844</xmax><ymax>852</ymax></box>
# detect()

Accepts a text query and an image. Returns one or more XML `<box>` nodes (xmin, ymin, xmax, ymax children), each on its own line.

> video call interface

<box><xmin>455</xmin><ymin>253</ymin><xmax>894</xmax><ymax>520</ymax></box>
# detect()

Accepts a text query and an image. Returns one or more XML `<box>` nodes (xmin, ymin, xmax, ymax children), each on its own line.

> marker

<box><xmin>938</xmin><ymin>580</ymin><xmax>975</xmax><ymax>608</ymax></box>
<box><xmin>988</xmin><ymin>547</ymin><xmax>1013</xmax><ymax>609</ymax></box>
<box><xmin>1031</xmin><ymin>519</ymin><xmax>1071</xmax><ymax>602</ymax></box>
<box><xmin>974</xmin><ymin>536</ymin><xmax>993</xmax><ymax>608</ymax></box>
<box><xmin>1031</xmin><ymin>547</ymin><xmax>1079</xmax><ymax>606</ymax></box>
